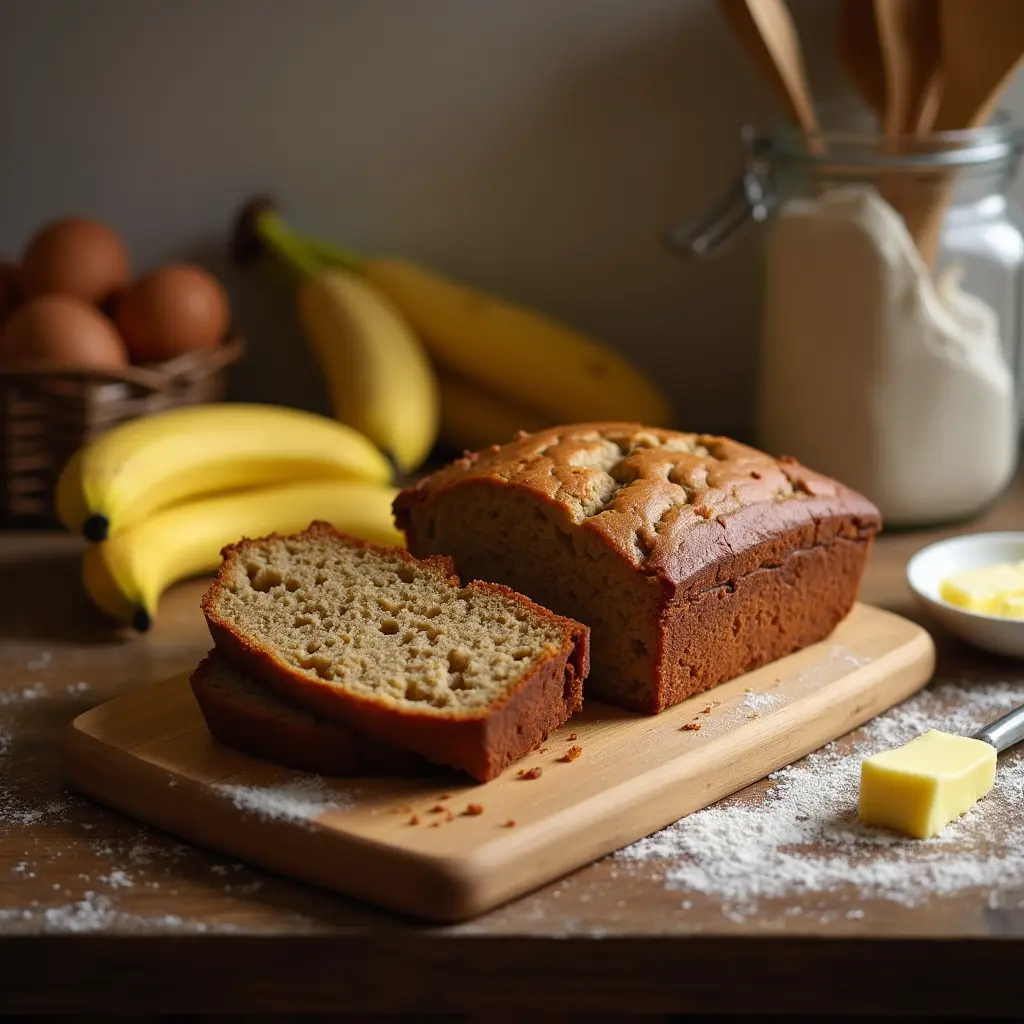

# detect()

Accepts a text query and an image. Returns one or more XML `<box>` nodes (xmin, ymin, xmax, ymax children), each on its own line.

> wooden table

<box><xmin>2</xmin><ymin>481</ymin><xmax>1024</xmax><ymax>1018</ymax></box>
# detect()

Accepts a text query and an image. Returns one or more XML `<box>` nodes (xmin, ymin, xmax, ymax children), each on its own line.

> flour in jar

<box><xmin>757</xmin><ymin>187</ymin><xmax>1016</xmax><ymax>525</ymax></box>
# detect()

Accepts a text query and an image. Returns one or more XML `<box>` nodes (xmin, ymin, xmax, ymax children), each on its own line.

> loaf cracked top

<box><xmin>394</xmin><ymin>424</ymin><xmax>882</xmax><ymax>594</ymax></box>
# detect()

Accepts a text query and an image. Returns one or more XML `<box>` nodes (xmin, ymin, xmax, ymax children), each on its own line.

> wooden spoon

<box><xmin>874</xmin><ymin>0</ymin><xmax>943</xmax><ymax>135</ymax></box>
<box><xmin>718</xmin><ymin>0</ymin><xmax>819</xmax><ymax>132</ymax></box>
<box><xmin>837</xmin><ymin>0</ymin><xmax>887</xmax><ymax>117</ymax></box>
<box><xmin>932</xmin><ymin>0</ymin><xmax>1024</xmax><ymax>131</ymax></box>
<box><xmin>906</xmin><ymin>0</ymin><xmax>1024</xmax><ymax>264</ymax></box>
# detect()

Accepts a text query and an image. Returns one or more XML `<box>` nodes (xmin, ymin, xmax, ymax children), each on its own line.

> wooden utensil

<box><xmin>63</xmin><ymin>603</ymin><xmax>933</xmax><ymax>922</ymax></box>
<box><xmin>875</xmin><ymin>0</ymin><xmax>943</xmax><ymax>135</ymax></box>
<box><xmin>932</xmin><ymin>0</ymin><xmax>1024</xmax><ymax>131</ymax></box>
<box><xmin>837</xmin><ymin>0</ymin><xmax>887</xmax><ymax>117</ymax></box>
<box><xmin>905</xmin><ymin>0</ymin><xmax>1024</xmax><ymax>264</ymax></box>
<box><xmin>718</xmin><ymin>0</ymin><xmax>819</xmax><ymax>133</ymax></box>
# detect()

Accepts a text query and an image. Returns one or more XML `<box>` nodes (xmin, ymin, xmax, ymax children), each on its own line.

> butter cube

<box><xmin>858</xmin><ymin>730</ymin><xmax>996</xmax><ymax>839</ymax></box>
<box><xmin>994</xmin><ymin>593</ymin><xmax>1024</xmax><ymax>619</ymax></box>
<box><xmin>940</xmin><ymin>560</ymin><xmax>1024</xmax><ymax>616</ymax></box>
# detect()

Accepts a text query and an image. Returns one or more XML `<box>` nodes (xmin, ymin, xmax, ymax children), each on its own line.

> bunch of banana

<box><xmin>58</xmin><ymin>403</ymin><xmax>403</xmax><ymax>630</ymax></box>
<box><xmin>233</xmin><ymin>198</ymin><xmax>673</xmax><ymax>454</ymax></box>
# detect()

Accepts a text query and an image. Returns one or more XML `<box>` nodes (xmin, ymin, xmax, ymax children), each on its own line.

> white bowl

<box><xmin>907</xmin><ymin>531</ymin><xmax>1024</xmax><ymax>658</ymax></box>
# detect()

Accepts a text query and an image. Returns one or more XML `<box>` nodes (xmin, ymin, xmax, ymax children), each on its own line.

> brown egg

<box><xmin>19</xmin><ymin>217</ymin><xmax>130</xmax><ymax>304</ymax></box>
<box><xmin>0</xmin><ymin>294</ymin><xmax>128</xmax><ymax>369</ymax></box>
<box><xmin>113</xmin><ymin>262</ymin><xmax>230</xmax><ymax>363</ymax></box>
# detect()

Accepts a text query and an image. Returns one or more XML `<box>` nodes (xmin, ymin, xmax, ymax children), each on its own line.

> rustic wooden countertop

<box><xmin>2</xmin><ymin>478</ymin><xmax>1024</xmax><ymax>1017</ymax></box>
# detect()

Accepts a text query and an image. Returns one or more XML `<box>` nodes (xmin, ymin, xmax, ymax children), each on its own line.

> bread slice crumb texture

<box><xmin>210</xmin><ymin>529</ymin><xmax>569</xmax><ymax>715</ymax></box>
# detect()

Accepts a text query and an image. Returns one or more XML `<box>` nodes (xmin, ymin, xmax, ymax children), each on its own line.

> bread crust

<box><xmin>201</xmin><ymin>524</ymin><xmax>589</xmax><ymax>782</ymax></box>
<box><xmin>189</xmin><ymin>652</ymin><xmax>427</xmax><ymax>777</ymax></box>
<box><xmin>393</xmin><ymin>424</ymin><xmax>881</xmax><ymax>712</ymax></box>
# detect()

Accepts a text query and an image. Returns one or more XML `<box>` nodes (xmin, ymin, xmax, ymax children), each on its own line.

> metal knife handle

<box><xmin>972</xmin><ymin>703</ymin><xmax>1024</xmax><ymax>752</ymax></box>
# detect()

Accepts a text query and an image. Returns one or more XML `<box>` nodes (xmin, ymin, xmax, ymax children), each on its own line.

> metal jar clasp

<box><xmin>663</xmin><ymin>126</ymin><xmax>776</xmax><ymax>259</ymax></box>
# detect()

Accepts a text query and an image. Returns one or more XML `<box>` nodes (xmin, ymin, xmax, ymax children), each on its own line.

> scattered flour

<box><xmin>618</xmin><ymin>679</ymin><xmax>1024</xmax><ymax>916</ymax></box>
<box><xmin>100</xmin><ymin>869</ymin><xmax>133</xmax><ymax>889</ymax></box>
<box><xmin>743</xmin><ymin>692</ymin><xmax>781</xmax><ymax>713</ymax></box>
<box><xmin>66</xmin><ymin>681</ymin><xmax>89</xmax><ymax>694</ymax></box>
<box><xmin>0</xmin><ymin>683</ymin><xmax>45</xmax><ymax>706</ymax></box>
<box><xmin>9</xmin><ymin>894</ymin><xmax>231</xmax><ymax>933</ymax></box>
<box><xmin>0</xmin><ymin>795</ymin><xmax>71</xmax><ymax>828</ymax></box>
<box><xmin>26</xmin><ymin>652</ymin><xmax>52</xmax><ymax>671</ymax></box>
<box><xmin>214</xmin><ymin>776</ymin><xmax>356</xmax><ymax>825</ymax></box>
<box><xmin>0</xmin><ymin>725</ymin><xmax>11</xmax><ymax>757</ymax></box>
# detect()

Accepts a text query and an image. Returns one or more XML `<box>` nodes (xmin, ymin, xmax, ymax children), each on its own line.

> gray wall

<box><xmin>2</xmin><ymin>0</ymin><xmax>1022</xmax><ymax>436</ymax></box>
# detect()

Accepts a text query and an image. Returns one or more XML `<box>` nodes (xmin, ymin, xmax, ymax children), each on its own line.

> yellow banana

<box><xmin>81</xmin><ymin>479</ymin><xmax>404</xmax><ymax>630</ymax></box>
<box><xmin>297</xmin><ymin>269</ymin><xmax>439</xmax><ymax>473</ymax></box>
<box><xmin>437</xmin><ymin>371</ymin><xmax>552</xmax><ymax>452</ymax></box>
<box><xmin>364</xmin><ymin>259</ymin><xmax>672</xmax><ymax>426</ymax></box>
<box><xmin>241</xmin><ymin>205</ymin><xmax>673</xmax><ymax>428</ymax></box>
<box><xmin>57</xmin><ymin>403</ymin><xmax>392</xmax><ymax>542</ymax></box>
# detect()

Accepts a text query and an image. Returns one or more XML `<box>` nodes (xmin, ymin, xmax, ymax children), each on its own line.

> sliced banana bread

<box><xmin>393</xmin><ymin>423</ymin><xmax>882</xmax><ymax>714</ymax></box>
<box><xmin>190</xmin><ymin>651</ymin><xmax>427</xmax><ymax>777</ymax></box>
<box><xmin>201</xmin><ymin>523</ymin><xmax>589</xmax><ymax>782</ymax></box>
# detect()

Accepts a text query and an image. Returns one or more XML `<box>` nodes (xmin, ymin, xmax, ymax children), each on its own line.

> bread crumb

<box><xmin>439</xmin><ymin>793</ymin><xmax>452</xmax><ymax>800</ymax></box>
<box><xmin>539</xmin><ymin>747</ymin><xmax>549</xmax><ymax>754</ymax></box>
<box><xmin>559</xmin><ymin>745</ymin><xmax>583</xmax><ymax>763</ymax></box>
<box><xmin>681</xmin><ymin>722</ymin><xmax>701</xmax><ymax>732</ymax></box>
<box><xmin>516</xmin><ymin>768</ymin><xmax>525</xmax><ymax>776</ymax></box>
<box><xmin>407</xmin><ymin>815</ymin><xmax>420</xmax><ymax>826</ymax></box>
<box><xmin>567</xmin><ymin>733</ymin><xmax>578</xmax><ymax>741</ymax></box>
<box><xmin>521</xmin><ymin>767</ymin><xmax>543</xmax><ymax>780</ymax></box>
<box><xmin>428</xmin><ymin>804</ymin><xmax>446</xmax><ymax>814</ymax></box>
<box><xmin>702</xmin><ymin>705</ymin><xmax>713</xmax><ymax>714</ymax></box>
<box><xmin>744</xmin><ymin>687</ymin><xmax>754</xmax><ymax>693</ymax></box>
<box><xmin>394</xmin><ymin>804</ymin><xmax>412</xmax><ymax>813</ymax></box>
<box><xmin>747</xmin><ymin>712</ymin><xmax>759</xmax><ymax>720</ymax></box>
<box><xmin>504</xmin><ymin>819</ymin><xmax>516</xmax><ymax>828</ymax></box>
<box><xmin>463</xmin><ymin>803</ymin><xmax>484</xmax><ymax>816</ymax></box>
<box><xmin>445</xmin><ymin>810</ymin><xmax>455</xmax><ymax>822</ymax></box>
<box><xmin>429</xmin><ymin>822</ymin><xmax>440</xmax><ymax>828</ymax></box>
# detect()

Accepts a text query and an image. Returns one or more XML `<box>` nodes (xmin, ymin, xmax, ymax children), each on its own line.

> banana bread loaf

<box><xmin>201</xmin><ymin>523</ymin><xmax>589</xmax><ymax>781</ymax></box>
<box><xmin>190</xmin><ymin>651</ymin><xmax>427</xmax><ymax>777</ymax></box>
<box><xmin>393</xmin><ymin>424</ymin><xmax>881</xmax><ymax>713</ymax></box>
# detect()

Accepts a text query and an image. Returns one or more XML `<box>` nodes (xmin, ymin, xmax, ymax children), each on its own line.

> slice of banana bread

<box><xmin>190</xmin><ymin>651</ymin><xmax>427</xmax><ymax>777</ymax></box>
<box><xmin>201</xmin><ymin>523</ymin><xmax>589</xmax><ymax>782</ymax></box>
<box><xmin>393</xmin><ymin>423</ymin><xmax>882</xmax><ymax>714</ymax></box>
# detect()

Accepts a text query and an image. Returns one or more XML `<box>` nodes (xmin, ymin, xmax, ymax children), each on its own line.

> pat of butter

<box><xmin>858</xmin><ymin>729</ymin><xmax>996</xmax><ymax>839</ymax></box>
<box><xmin>940</xmin><ymin>559</ymin><xmax>1024</xmax><ymax>618</ymax></box>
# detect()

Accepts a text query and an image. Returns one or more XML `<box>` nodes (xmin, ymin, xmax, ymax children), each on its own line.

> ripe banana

<box><xmin>297</xmin><ymin>269</ymin><xmax>439</xmax><ymax>473</ymax></box>
<box><xmin>57</xmin><ymin>403</ymin><xmax>392</xmax><ymax>542</ymax></box>
<box><xmin>240</xmin><ymin>204</ymin><xmax>672</xmax><ymax>428</ymax></box>
<box><xmin>363</xmin><ymin>258</ymin><xmax>672</xmax><ymax>426</ymax></box>
<box><xmin>82</xmin><ymin>479</ymin><xmax>404</xmax><ymax>630</ymax></box>
<box><xmin>437</xmin><ymin>371</ymin><xmax>551</xmax><ymax>452</ymax></box>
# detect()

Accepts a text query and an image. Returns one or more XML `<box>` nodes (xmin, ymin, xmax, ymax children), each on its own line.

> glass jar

<box><xmin>666</xmin><ymin>116</ymin><xmax>1024</xmax><ymax>529</ymax></box>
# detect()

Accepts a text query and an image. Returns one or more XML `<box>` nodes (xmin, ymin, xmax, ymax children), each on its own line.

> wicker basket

<box><xmin>0</xmin><ymin>335</ymin><xmax>245</xmax><ymax>528</ymax></box>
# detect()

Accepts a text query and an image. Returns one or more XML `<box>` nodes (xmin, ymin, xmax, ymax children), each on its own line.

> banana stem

<box><xmin>254</xmin><ymin>210</ymin><xmax>330</xmax><ymax>280</ymax></box>
<box><xmin>290</xmin><ymin>230</ymin><xmax>366</xmax><ymax>274</ymax></box>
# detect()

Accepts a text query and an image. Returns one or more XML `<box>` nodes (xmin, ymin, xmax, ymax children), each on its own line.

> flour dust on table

<box><xmin>618</xmin><ymin>679</ymin><xmax>1024</xmax><ymax>918</ymax></box>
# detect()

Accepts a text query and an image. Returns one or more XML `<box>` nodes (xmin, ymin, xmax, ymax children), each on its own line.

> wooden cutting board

<box><xmin>62</xmin><ymin>603</ymin><xmax>934</xmax><ymax>922</ymax></box>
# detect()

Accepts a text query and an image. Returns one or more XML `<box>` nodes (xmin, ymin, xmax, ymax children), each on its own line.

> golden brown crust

<box><xmin>217</xmin><ymin>520</ymin><xmax>461</xmax><ymax>585</ymax></box>
<box><xmin>394</xmin><ymin>424</ymin><xmax>881</xmax><ymax>713</ymax></box>
<box><xmin>393</xmin><ymin>425</ymin><xmax>881</xmax><ymax>590</ymax></box>
<box><xmin>201</xmin><ymin>524</ymin><xmax>589</xmax><ymax>782</ymax></box>
<box><xmin>189</xmin><ymin>652</ymin><xmax>428</xmax><ymax>777</ymax></box>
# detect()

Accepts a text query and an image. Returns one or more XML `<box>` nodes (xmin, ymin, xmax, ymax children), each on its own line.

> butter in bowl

<box><xmin>907</xmin><ymin>531</ymin><xmax>1024</xmax><ymax>657</ymax></box>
